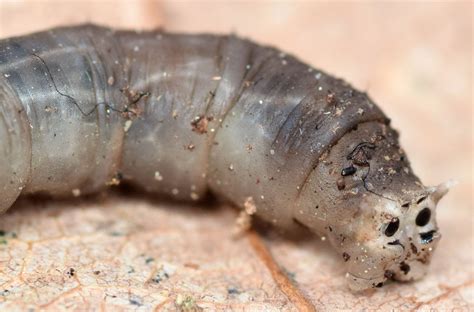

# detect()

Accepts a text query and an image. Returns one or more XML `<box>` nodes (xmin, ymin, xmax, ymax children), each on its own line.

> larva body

<box><xmin>0</xmin><ymin>25</ymin><xmax>449</xmax><ymax>291</ymax></box>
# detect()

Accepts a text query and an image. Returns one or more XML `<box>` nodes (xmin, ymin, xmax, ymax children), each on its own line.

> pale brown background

<box><xmin>0</xmin><ymin>1</ymin><xmax>472</xmax><ymax>311</ymax></box>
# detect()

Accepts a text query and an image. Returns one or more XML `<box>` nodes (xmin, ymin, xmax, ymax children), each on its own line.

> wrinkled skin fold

<box><xmin>0</xmin><ymin>25</ymin><xmax>450</xmax><ymax>291</ymax></box>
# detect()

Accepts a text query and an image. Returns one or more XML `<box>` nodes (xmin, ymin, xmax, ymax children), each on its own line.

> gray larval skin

<box><xmin>0</xmin><ymin>25</ymin><xmax>450</xmax><ymax>291</ymax></box>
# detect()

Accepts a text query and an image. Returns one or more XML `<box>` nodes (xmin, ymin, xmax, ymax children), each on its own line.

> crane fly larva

<box><xmin>0</xmin><ymin>25</ymin><xmax>451</xmax><ymax>291</ymax></box>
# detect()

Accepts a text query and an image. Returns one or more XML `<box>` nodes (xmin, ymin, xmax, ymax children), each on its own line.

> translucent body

<box><xmin>0</xmin><ymin>25</ymin><xmax>447</xmax><ymax>290</ymax></box>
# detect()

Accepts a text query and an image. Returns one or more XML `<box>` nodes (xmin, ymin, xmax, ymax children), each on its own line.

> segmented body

<box><xmin>0</xmin><ymin>25</ymin><xmax>446</xmax><ymax>291</ymax></box>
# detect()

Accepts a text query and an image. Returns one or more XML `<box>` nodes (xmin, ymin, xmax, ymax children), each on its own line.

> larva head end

<box><xmin>342</xmin><ymin>186</ymin><xmax>447</xmax><ymax>291</ymax></box>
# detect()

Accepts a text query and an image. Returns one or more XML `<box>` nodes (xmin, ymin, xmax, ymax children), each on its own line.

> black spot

<box><xmin>416</xmin><ymin>196</ymin><xmax>427</xmax><ymax>204</ymax></box>
<box><xmin>387</xmin><ymin>239</ymin><xmax>405</xmax><ymax>250</ymax></box>
<box><xmin>227</xmin><ymin>287</ymin><xmax>240</xmax><ymax>295</ymax></box>
<box><xmin>375</xmin><ymin>282</ymin><xmax>384</xmax><ymax>288</ymax></box>
<box><xmin>152</xmin><ymin>272</ymin><xmax>169</xmax><ymax>284</ymax></box>
<box><xmin>129</xmin><ymin>298</ymin><xmax>142</xmax><ymax>306</ymax></box>
<box><xmin>342</xmin><ymin>252</ymin><xmax>351</xmax><ymax>262</ymax></box>
<box><xmin>401</xmin><ymin>203</ymin><xmax>410</xmax><ymax>208</ymax></box>
<box><xmin>341</xmin><ymin>165</ymin><xmax>357</xmax><ymax>176</ymax></box>
<box><xmin>416</xmin><ymin>208</ymin><xmax>431</xmax><ymax>226</ymax></box>
<box><xmin>399</xmin><ymin>262</ymin><xmax>410</xmax><ymax>275</ymax></box>
<box><xmin>410</xmin><ymin>243</ymin><xmax>418</xmax><ymax>254</ymax></box>
<box><xmin>420</xmin><ymin>230</ymin><xmax>436</xmax><ymax>244</ymax></box>
<box><xmin>384</xmin><ymin>218</ymin><xmax>400</xmax><ymax>237</ymax></box>
<box><xmin>66</xmin><ymin>268</ymin><xmax>75</xmax><ymax>278</ymax></box>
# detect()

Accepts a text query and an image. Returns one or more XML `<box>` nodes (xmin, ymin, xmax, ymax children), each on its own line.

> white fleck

<box><xmin>190</xmin><ymin>192</ymin><xmax>199</xmax><ymax>201</ymax></box>
<box><xmin>171</xmin><ymin>188</ymin><xmax>179</xmax><ymax>195</ymax></box>
<box><xmin>259</xmin><ymin>100</ymin><xmax>263</xmax><ymax>104</ymax></box>
<box><xmin>321</xmin><ymin>236</ymin><xmax>326</xmax><ymax>241</ymax></box>
<box><xmin>3</xmin><ymin>73</ymin><xmax>10</xmax><ymax>78</ymax></box>
<box><xmin>269</xmin><ymin>149</ymin><xmax>275</xmax><ymax>155</ymax></box>
<box><xmin>154</xmin><ymin>171</ymin><xmax>163</xmax><ymax>181</ymax></box>
<box><xmin>260</xmin><ymin>195</ymin><xmax>265</xmax><ymax>200</ymax></box>
<box><xmin>228</xmin><ymin>164</ymin><xmax>234</xmax><ymax>171</ymax></box>
<box><xmin>133</xmin><ymin>45</ymin><xmax>140</xmax><ymax>52</ymax></box>
<box><xmin>281</xmin><ymin>60</ymin><xmax>287</xmax><ymax>65</ymax></box>
<box><xmin>318</xmin><ymin>86</ymin><xmax>323</xmax><ymax>91</ymax></box>
<box><xmin>357</xmin><ymin>108</ymin><xmax>364</xmax><ymax>115</ymax></box>
<box><xmin>72</xmin><ymin>189</ymin><xmax>81</xmax><ymax>197</ymax></box>
<box><xmin>212</xmin><ymin>76</ymin><xmax>222</xmax><ymax>81</ymax></box>
<box><xmin>107</xmin><ymin>76</ymin><xmax>114</xmax><ymax>86</ymax></box>
<box><xmin>244</xmin><ymin>197</ymin><xmax>257</xmax><ymax>215</ymax></box>
<box><xmin>315</xmin><ymin>72</ymin><xmax>322</xmax><ymax>79</ymax></box>
<box><xmin>124</xmin><ymin>120</ymin><xmax>132</xmax><ymax>132</ymax></box>
<box><xmin>246</xmin><ymin>64</ymin><xmax>251</xmax><ymax>69</ymax></box>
